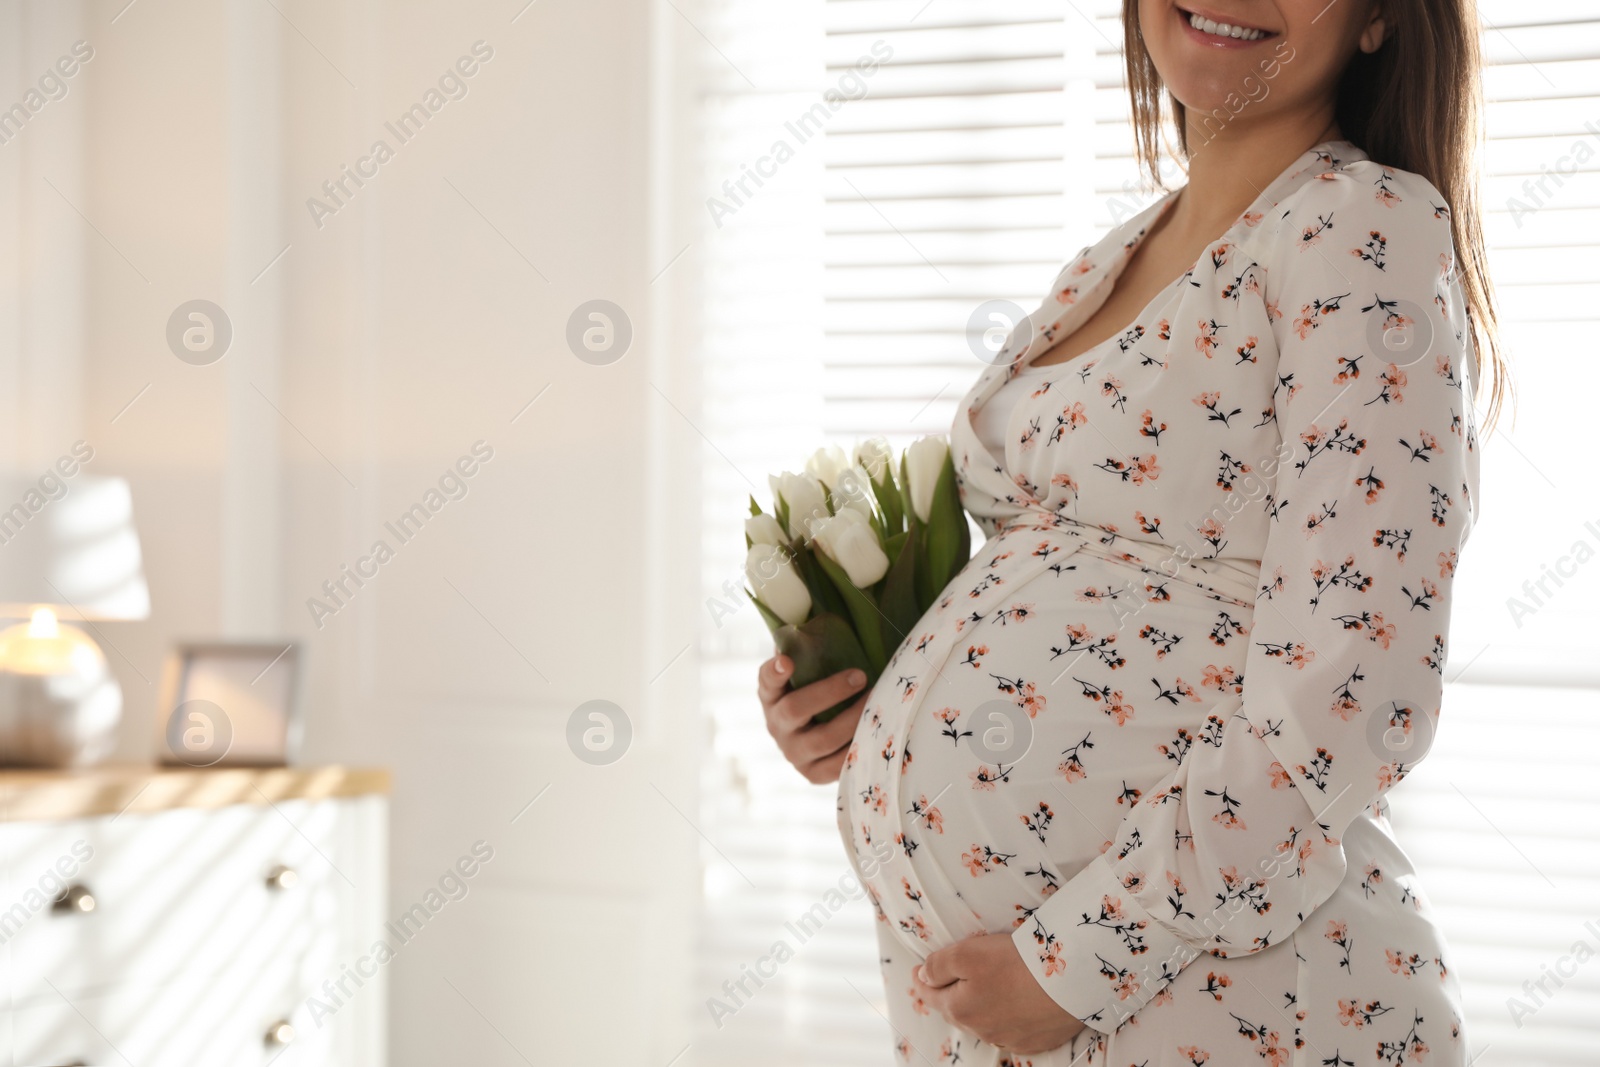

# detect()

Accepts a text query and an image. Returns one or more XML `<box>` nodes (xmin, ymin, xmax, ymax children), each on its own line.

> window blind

<box><xmin>691</xmin><ymin>3</ymin><xmax>1083</xmax><ymax>1061</ymax></box>
<box><xmin>689</xmin><ymin>1</ymin><xmax>881</xmax><ymax>1062</ymax></box>
<box><xmin>686</xmin><ymin>1</ymin><xmax>1600</xmax><ymax>1063</ymax></box>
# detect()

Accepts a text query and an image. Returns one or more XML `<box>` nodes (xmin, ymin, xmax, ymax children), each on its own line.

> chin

<box><xmin>1142</xmin><ymin>0</ymin><xmax>1295</xmax><ymax>122</ymax></box>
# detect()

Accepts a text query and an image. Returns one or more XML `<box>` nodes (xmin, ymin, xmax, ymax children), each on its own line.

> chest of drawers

<box><xmin>0</xmin><ymin>766</ymin><xmax>389</xmax><ymax>1065</ymax></box>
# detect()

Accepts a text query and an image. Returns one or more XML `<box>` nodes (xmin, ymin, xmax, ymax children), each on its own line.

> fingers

<box><xmin>912</xmin><ymin>954</ymin><xmax>962</xmax><ymax>1029</ymax></box>
<box><xmin>756</xmin><ymin>653</ymin><xmax>793</xmax><ymax>706</ymax></box>
<box><xmin>772</xmin><ymin>668</ymin><xmax>870</xmax><ymax>733</ymax></box>
<box><xmin>802</xmin><ymin>744</ymin><xmax>850</xmax><ymax>785</ymax></box>
<box><xmin>793</xmin><ymin>693</ymin><xmax>866</xmax><ymax>760</ymax></box>
<box><xmin>922</xmin><ymin>933</ymin><xmax>993</xmax><ymax>987</ymax></box>
<box><xmin>758</xmin><ymin>656</ymin><xmax>870</xmax><ymax>786</ymax></box>
<box><xmin>791</xmin><ymin>699</ymin><xmax>867</xmax><ymax>784</ymax></box>
<box><xmin>918</xmin><ymin>947</ymin><xmax>961</xmax><ymax>990</ymax></box>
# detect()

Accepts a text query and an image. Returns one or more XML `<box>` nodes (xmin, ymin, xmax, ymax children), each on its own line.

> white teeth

<box><xmin>1187</xmin><ymin>11</ymin><xmax>1268</xmax><ymax>39</ymax></box>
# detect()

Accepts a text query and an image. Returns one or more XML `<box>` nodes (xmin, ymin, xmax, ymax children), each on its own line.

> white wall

<box><xmin>0</xmin><ymin>3</ymin><xmax>89</xmax><ymax>468</ymax></box>
<box><xmin>2</xmin><ymin>0</ymin><xmax>703</xmax><ymax>1061</ymax></box>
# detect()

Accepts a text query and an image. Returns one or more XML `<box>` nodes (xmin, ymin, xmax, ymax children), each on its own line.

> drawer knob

<box><xmin>265</xmin><ymin>1019</ymin><xmax>296</xmax><ymax>1046</ymax></box>
<box><xmin>265</xmin><ymin>865</ymin><xmax>299</xmax><ymax>891</ymax></box>
<box><xmin>52</xmin><ymin>884</ymin><xmax>96</xmax><ymax>915</ymax></box>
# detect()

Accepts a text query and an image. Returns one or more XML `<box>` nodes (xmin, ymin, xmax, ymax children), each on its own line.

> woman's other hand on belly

<box><xmin>758</xmin><ymin>652</ymin><xmax>869</xmax><ymax>784</ymax></box>
<box><xmin>914</xmin><ymin>932</ymin><xmax>1087</xmax><ymax>1054</ymax></box>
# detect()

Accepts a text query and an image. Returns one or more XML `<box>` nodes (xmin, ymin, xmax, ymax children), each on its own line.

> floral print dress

<box><xmin>835</xmin><ymin>139</ymin><xmax>1480</xmax><ymax>1067</ymax></box>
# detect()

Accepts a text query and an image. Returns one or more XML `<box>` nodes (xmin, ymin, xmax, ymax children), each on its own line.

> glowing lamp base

<box><xmin>0</xmin><ymin>610</ymin><xmax>124</xmax><ymax>768</ymax></box>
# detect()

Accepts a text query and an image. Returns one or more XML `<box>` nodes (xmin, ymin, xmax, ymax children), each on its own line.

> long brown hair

<box><xmin>1121</xmin><ymin>0</ymin><xmax>1513</xmax><ymax>435</ymax></box>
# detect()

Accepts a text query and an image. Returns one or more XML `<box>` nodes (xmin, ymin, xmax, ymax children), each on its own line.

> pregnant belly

<box><xmin>882</xmin><ymin>551</ymin><xmax>1255</xmax><ymax>935</ymax></box>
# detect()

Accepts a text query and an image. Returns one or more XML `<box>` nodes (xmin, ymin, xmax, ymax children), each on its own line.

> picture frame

<box><xmin>155</xmin><ymin>641</ymin><xmax>302</xmax><ymax>768</ymax></box>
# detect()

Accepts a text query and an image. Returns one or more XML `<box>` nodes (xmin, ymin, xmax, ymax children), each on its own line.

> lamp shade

<box><xmin>0</xmin><ymin>476</ymin><xmax>150</xmax><ymax>621</ymax></box>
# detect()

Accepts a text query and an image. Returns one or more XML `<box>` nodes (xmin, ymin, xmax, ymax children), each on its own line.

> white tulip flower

<box><xmin>769</xmin><ymin>471</ymin><xmax>828</xmax><ymax>542</ymax></box>
<box><xmin>745</xmin><ymin>543</ymin><xmax>811</xmax><ymax>626</ymax></box>
<box><xmin>804</xmin><ymin>444</ymin><xmax>851</xmax><ymax>489</ymax></box>
<box><xmin>853</xmin><ymin>436</ymin><xmax>893</xmax><ymax>482</ymax></box>
<box><xmin>745</xmin><ymin>512</ymin><xmax>786</xmax><ymax>546</ymax></box>
<box><xmin>904</xmin><ymin>435</ymin><xmax>949</xmax><ymax>523</ymax></box>
<box><xmin>811</xmin><ymin>509</ymin><xmax>890</xmax><ymax>588</ymax></box>
<box><xmin>830</xmin><ymin>465</ymin><xmax>876</xmax><ymax>521</ymax></box>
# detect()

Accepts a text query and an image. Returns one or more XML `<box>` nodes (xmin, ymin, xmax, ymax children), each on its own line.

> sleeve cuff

<box><xmin>1009</xmin><ymin>853</ymin><xmax>1194</xmax><ymax>1035</ymax></box>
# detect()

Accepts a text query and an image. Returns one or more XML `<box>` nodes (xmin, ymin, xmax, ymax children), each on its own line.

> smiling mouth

<box><xmin>1175</xmin><ymin>5</ymin><xmax>1279</xmax><ymax>40</ymax></box>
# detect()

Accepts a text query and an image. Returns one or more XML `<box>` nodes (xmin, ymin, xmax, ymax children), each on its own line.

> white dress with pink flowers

<box><xmin>835</xmin><ymin>138</ymin><xmax>1479</xmax><ymax>1067</ymax></box>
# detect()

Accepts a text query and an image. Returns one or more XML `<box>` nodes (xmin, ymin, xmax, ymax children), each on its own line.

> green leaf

<box><xmin>867</xmin><ymin>508</ymin><xmax>886</xmax><ymax>547</ymax></box>
<box><xmin>791</xmin><ymin>545</ymin><xmax>848</xmax><ymax>621</ymax></box>
<box><xmin>903</xmin><ymin>451</ymin><xmax>932</xmax><ymax>606</ymax></box>
<box><xmin>924</xmin><ymin>449</ymin><xmax>971</xmax><ymax>598</ymax></box>
<box><xmin>878</xmin><ymin>524</ymin><xmax>921</xmax><ymax>655</ymax></box>
<box><xmin>810</xmin><ymin>545</ymin><xmax>888</xmax><ymax>675</ymax></box>
<box><xmin>749</xmin><ymin>494</ymin><xmax>763</xmax><ymax>517</ymax></box>
<box><xmin>872</xmin><ymin>462</ymin><xmax>903</xmax><ymax>539</ymax></box>
<box><xmin>899</xmin><ymin>451</ymin><xmax>918</xmax><ymax>527</ymax></box>
<box><xmin>772</xmin><ymin>612</ymin><xmax>874</xmax><ymax>724</ymax></box>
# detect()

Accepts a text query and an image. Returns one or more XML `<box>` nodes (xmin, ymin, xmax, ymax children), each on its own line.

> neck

<box><xmin>1162</xmin><ymin>112</ymin><xmax>1343</xmax><ymax>244</ymax></box>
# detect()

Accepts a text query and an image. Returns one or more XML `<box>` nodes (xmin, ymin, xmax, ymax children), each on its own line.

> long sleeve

<box><xmin>1009</xmin><ymin>160</ymin><xmax>1482</xmax><ymax>1033</ymax></box>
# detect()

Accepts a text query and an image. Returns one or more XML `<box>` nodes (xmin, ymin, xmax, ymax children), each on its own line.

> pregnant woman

<box><xmin>758</xmin><ymin>0</ymin><xmax>1508</xmax><ymax>1063</ymax></box>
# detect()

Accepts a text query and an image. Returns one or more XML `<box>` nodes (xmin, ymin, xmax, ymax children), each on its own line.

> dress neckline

<box><xmin>959</xmin><ymin>137</ymin><xmax>1370</xmax><ymax>483</ymax></box>
<box><xmin>1010</xmin><ymin>138</ymin><xmax>1368</xmax><ymax>381</ymax></box>
<box><xmin>1013</xmin><ymin>356</ymin><xmax>1064</xmax><ymax>376</ymax></box>
<box><xmin>1018</xmin><ymin>187</ymin><xmax>1186</xmax><ymax>378</ymax></box>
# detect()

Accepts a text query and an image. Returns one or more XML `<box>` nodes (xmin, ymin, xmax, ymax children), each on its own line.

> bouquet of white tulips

<box><xmin>744</xmin><ymin>435</ymin><xmax>972</xmax><ymax>723</ymax></box>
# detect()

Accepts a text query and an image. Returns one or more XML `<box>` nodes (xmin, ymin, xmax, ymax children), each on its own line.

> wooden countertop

<box><xmin>0</xmin><ymin>765</ymin><xmax>390</xmax><ymax>822</ymax></box>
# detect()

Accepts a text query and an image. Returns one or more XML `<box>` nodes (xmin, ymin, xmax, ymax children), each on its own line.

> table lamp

<box><xmin>0</xmin><ymin>475</ymin><xmax>149</xmax><ymax>767</ymax></box>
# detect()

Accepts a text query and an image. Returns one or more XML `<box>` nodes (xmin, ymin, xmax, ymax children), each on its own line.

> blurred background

<box><xmin>0</xmin><ymin>0</ymin><xmax>1595</xmax><ymax>1064</ymax></box>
